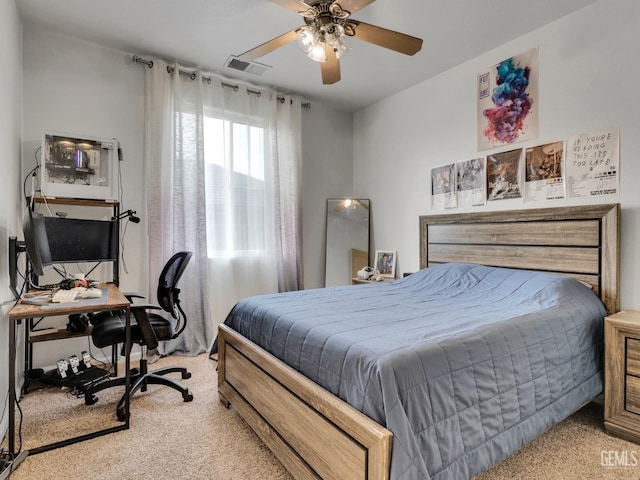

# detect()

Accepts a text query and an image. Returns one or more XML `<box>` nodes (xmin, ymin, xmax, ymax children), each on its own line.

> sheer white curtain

<box><xmin>272</xmin><ymin>97</ymin><xmax>304</xmax><ymax>291</ymax></box>
<box><xmin>144</xmin><ymin>59</ymin><xmax>303</xmax><ymax>352</ymax></box>
<box><xmin>202</xmin><ymin>73</ymin><xmax>304</xmax><ymax>331</ymax></box>
<box><xmin>143</xmin><ymin>60</ymin><xmax>214</xmax><ymax>356</ymax></box>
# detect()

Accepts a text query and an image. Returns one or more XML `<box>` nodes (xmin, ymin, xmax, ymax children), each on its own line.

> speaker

<box><xmin>67</xmin><ymin>314</ymin><xmax>89</xmax><ymax>333</ymax></box>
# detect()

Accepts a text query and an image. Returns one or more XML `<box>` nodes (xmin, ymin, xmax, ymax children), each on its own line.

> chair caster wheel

<box><xmin>183</xmin><ymin>391</ymin><xmax>194</xmax><ymax>402</ymax></box>
<box><xmin>182</xmin><ymin>371</ymin><xmax>191</xmax><ymax>380</ymax></box>
<box><xmin>85</xmin><ymin>394</ymin><xmax>98</xmax><ymax>406</ymax></box>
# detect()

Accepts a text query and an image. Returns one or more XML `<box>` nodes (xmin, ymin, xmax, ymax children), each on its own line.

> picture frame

<box><xmin>374</xmin><ymin>250</ymin><xmax>397</xmax><ymax>278</ymax></box>
<box><xmin>41</xmin><ymin>131</ymin><xmax>119</xmax><ymax>200</ymax></box>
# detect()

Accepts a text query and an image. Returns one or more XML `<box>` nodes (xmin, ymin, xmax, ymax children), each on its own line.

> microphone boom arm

<box><xmin>114</xmin><ymin>209</ymin><xmax>140</xmax><ymax>223</ymax></box>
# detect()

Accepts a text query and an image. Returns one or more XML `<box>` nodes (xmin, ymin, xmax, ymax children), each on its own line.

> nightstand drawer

<box><xmin>605</xmin><ymin>311</ymin><xmax>640</xmax><ymax>444</ymax></box>
<box><xmin>627</xmin><ymin>375</ymin><xmax>640</xmax><ymax>414</ymax></box>
<box><xmin>627</xmin><ymin>338</ymin><xmax>640</xmax><ymax>377</ymax></box>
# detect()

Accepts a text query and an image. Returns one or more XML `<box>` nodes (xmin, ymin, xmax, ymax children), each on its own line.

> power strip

<box><xmin>0</xmin><ymin>451</ymin><xmax>28</xmax><ymax>480</ymax></box>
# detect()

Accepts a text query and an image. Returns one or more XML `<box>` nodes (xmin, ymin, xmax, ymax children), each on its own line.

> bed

<box><xmin>217</xmin><ymin>203</ymin><xmax>620</xmax><ymax>480</ymax></box>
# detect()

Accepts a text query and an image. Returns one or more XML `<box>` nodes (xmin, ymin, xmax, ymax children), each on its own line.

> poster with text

<box><xmin>566</xmin><ymin>127</ymin><xmax>619</xmax><ymax>197</ymax></box>
<box><xmin>456</xmin><ymin>157</ymin><xmax>486</xmax><ymax>208</ymax></box>
<box><xmin>478</xmin><ymin>48</ymin><xmax>539</xmax><ymax>151</ymax></box>
<box><xmin>486</xmin><ymin>149</ymin><xmax>522</xmax><ymax>201</ymax></box>
<box><xmin>431</xmin><ymin>164</ymin><xmax>456</xmax><ymax>211</ymax></box>
<box><xmin>524</xmin><ymin>141</ymin><xmax>565</xmax><ymax>202</ymax></box>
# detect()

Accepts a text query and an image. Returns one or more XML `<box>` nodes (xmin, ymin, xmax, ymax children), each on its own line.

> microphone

<box><xmin>114</xmin><ymin>209</ymin><xmax>141</xmax><ymax>223</ymax></box>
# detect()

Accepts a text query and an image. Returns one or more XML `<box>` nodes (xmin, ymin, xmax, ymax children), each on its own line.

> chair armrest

<box><xmin>123</xmin><ymin>292</ymin><xmax>146</xmax><ymax>301</ymax></box>
<box><xmin>129</xmin><ymin>303</ymin><xmax>161</xmax><ymax>312</ymax></box>
<box><xmin>129</xmin><ymin>304</ymin><xmax>162</xmax><ymax>350</ymax></box>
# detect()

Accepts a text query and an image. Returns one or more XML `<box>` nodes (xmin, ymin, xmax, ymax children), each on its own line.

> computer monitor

<box><xmin>44</xmin><ymin>217</ymin><xmax>118</xmax><ymax>264</ymax></box>
<box><xmin>22</xmin><ymin>211</ymin><xmax>118</xmax><ymax>278</ymax></box>
<box><xmin>22</xmin><ymin>210</ymin><xmax>53</xmax><ymax>276</ymax></box>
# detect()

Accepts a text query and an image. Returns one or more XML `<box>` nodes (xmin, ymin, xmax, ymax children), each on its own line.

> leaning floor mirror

<box><xmin>325</xmin><ymin>198</ymin><xmax>370</xmax><ymax>287</ymax></box>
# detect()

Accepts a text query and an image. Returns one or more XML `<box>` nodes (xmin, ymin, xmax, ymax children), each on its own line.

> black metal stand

<box><xmin>7</xmin><ymin>287</ymin><xmax>131</xmax><ymax>459</ymax></box>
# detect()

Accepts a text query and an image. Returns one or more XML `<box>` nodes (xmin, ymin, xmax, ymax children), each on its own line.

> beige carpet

<box><xmin>4</xmin><ymin>354</ymin><xmax>640</xmax><ymax>479</ymax></box>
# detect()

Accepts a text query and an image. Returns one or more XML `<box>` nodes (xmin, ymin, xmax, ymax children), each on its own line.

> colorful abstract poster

<box><xmin>524</xmin><ymin>141</ymin><xmax>565</xmax><ymax>202</ymax></box>
<box><xmin>456</xmin><ymin>157</ymin><xmax>485</xmax><ymax>208</ymax></box>
<box><xmin>566</xmin><ymin>127</ymin><xmax>619</xmax><ymax>198</ymax></box>
<box><xmin>431</xmin><ymin>164</ymin><xmax>456</xmax><ymax>211</ymax></box>
<box><xmin>478</xmin><ymin>48</ymin><xmax>539</xmax><ymax>151</ymax></box>
<box><xmin>486</xmin><ymin>149</ymin><xmax>522</xmax><ymax>201</ymax></box>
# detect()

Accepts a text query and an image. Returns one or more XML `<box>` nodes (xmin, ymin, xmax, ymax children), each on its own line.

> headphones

<box><xmin>60</xmin><ymin>278</ymin><xmax>88</xmax><ymax>289</ymax></box>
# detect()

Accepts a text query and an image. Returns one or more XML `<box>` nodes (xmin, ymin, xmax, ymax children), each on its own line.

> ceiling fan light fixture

<box><xmin>326</xmin><ymin>23</ymin><xmax>349</xmax><ymax>59</ymax></box>
<box><xmin>308</xmin><ymin>45</ymin><xmax>328</xmax><ymax>62</ymax></box>
<box><xmin>242</xmin><ymin>0</ymin><xmax>423</xmax><ymax>84</ymax></box>
<box><xmin>297</xmin><ymin>26</ymin><xmax>315</xmax><ymax>53</ymax></box>
<box><xmin>297</xmin><ymin>23</ymin><xmax>349</xmax><ymax>63</ymax></box>
<box><xmin>298</xmin><ymin>26</ymin><xmax>327</xmax><ymax>62</ymax></box>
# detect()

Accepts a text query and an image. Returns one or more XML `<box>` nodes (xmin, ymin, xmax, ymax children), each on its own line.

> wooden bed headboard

<box><xmin>419</xmin><ymin>203</ymin><xmax>620</xmax><ymax>314</ymax></box>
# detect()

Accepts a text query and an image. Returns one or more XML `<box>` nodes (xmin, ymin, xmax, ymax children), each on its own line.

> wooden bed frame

<box><xmin>217</xmin><ymin>203</ymin><xmax>620</xmax><ymax>480</ymax></box>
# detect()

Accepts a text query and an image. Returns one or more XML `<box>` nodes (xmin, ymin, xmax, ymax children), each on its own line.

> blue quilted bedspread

<box><xmin>221</xmin><ymin>263</ymin><xmax>606</xmax><ymax>479</ymax></box>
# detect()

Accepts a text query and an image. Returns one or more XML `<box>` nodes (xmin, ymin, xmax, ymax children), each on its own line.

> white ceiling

<box><xmin>16</xmin><ymin>0</ymin><xmax>599</xmax><ymax>112</ymax></box>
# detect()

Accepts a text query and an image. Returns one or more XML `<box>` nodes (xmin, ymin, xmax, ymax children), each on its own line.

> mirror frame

<box><xmin>324</xmin><ymin>198</ymin><xmax>370</xmax><ymax>287</ymax></box>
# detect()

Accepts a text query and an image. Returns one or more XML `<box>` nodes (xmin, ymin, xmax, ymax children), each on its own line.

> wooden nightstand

<box><xmin>604</xmin><ymin>310</ymin><xmax>640</xmax><ymax>443</ymax></box>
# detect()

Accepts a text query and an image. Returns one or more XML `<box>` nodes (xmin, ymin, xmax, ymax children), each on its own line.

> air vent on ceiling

<box><xmin>225</xmin><ymin>56</ymin><xmax>271</xmax><ymax>76</ymax></box>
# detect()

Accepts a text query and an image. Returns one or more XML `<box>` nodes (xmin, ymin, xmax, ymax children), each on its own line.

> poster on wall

<box><xmin>486</xmin><ymin>149</ymin><xmax>522</xmax><ymax>201</ymax></box>
<box><xmin>566</xmin><ymin>127</ymin><xmax>619</xmax><ymax>198</ymax></box>
<box><xmin>456</xmin><ymin>157</ymin><xmax>486</xmax><ymax>208</ymax></box>
<box><xmin>431</xmin><ymin>164</ymin><xmax>456</xmax><ymax>211</ymax></box>
<box><xmin>524</xmin><ymin>141</ymin><xmax>565</xmax><ymax>202</ymax></box>
<box><xmin>478</xmin><ymin>48</ymin><xmax>539</xmax><ymax>151</ymax></box>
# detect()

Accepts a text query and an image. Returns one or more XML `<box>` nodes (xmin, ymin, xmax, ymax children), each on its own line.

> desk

<box><xmin>7</xmin><ymin>283</ymin><xmax>131</xmax><ymax>456</ymax></box>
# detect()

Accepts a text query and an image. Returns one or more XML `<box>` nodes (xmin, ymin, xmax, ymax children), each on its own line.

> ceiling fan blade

<box><xmin>266</xmin><ymin>0</ymin><xmax>312</xmax><ymax>14</ymax></box>
<box><xmin>238</xmin><ymin>29</ymin><xmax>300</xmax><ymax>62</ymax></box>
<box><xmin>350</xmin><ymin>21</ymin><xmax>423</xmax><ymax>56</ymax></box>
<box><xmin>321</xmin><ymin>45</ymin><xmax>341</xmax><ymax>84</ymax></box>
<box><xmin>335</xmin><ymin>0</ymin><xmax>376</xmax><ymax>15</ymax></box>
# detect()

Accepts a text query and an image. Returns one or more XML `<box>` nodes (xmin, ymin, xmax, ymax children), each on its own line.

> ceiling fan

<box><xmin>236</xmin><ymin>0</ymin><xmax>423</xmax><ymax>85</ymax></box>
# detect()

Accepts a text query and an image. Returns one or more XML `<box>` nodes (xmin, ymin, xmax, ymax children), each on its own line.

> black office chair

<box><xmin>85</xmin><ymin>251</ymin><xmax>194</xmax><ymax>420</ymax></box>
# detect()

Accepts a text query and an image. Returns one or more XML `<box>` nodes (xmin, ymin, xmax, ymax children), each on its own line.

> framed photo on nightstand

<box><xmin>374</xmin><ymin>250</ymin><xmax>396</xmax><ymax>278</ymax></box>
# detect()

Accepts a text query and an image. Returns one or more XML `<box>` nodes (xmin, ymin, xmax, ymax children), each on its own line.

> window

<box><xmin>204</xmin><ymin>115</ymin><xmax>267</xmax><ymax>257</ymax></box>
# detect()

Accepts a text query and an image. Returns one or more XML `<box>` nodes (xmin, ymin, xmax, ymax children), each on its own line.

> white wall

<box><xmin>354</xmin><ymin>0</ymin><xmax>640</xmax><ymax>310</ymax></box>
<box><xmin>22</xmin><ymin>26</ymin><xmax>147</xmax><ymax>367</ymax></box>
<box><xmin>0</xmin><ymin>0</ymin><xmax>23</xmax><ymax>440</ymax></box>
<box><xmin>301</xmin><ymin>103</ymin><xmax>354</xmax><ymax>289</ymax></box>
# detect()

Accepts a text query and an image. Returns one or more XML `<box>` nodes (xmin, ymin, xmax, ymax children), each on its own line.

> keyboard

<box><xmin>51</xmin><ymin>289</ymin><xmax>79</xmax><ymax>303</ymax></box>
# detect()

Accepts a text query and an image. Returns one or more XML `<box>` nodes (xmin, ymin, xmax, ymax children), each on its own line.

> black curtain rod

<box><xmin>133</xmin><ymin>55</ymin><xmax>310</xmax><ymax>109</ymax></box>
